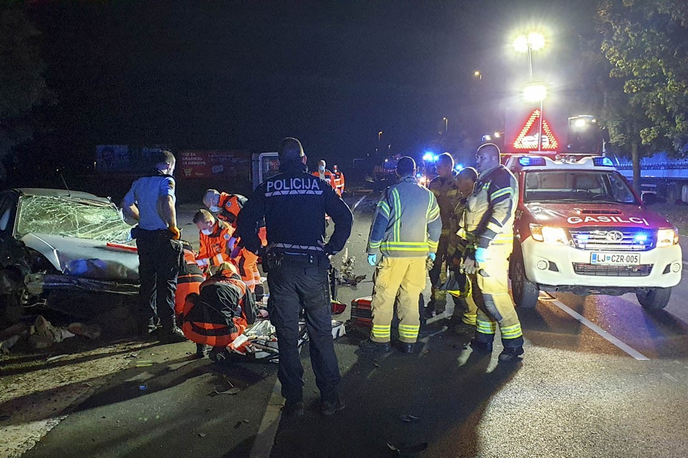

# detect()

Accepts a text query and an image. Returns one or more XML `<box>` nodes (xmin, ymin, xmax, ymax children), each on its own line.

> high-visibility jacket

<box><xmin>232</xmin><ymin>247</ymin><xmax>261</xmax><ymax>292</ymax></box>
<box><xmin>331</xmin><ymin>170</ymin><xmax>345</xmax><ymax>196</ymax></box>
<box><xmin>313</xmin><ymin>169</ymin><xmax>336</xmax><ymax>190</ymax></box>
<box><xmin>428</xmin><ymin>174</ymin><xmax>461</xmax><ymax>237</ymax></box>
<box><xmin>217</xmin><ymin>193</ymin><xmax>247</xmax><ymax>226</ymax></box>
<box><xmin>196</xmin><ymin>220</ymin><xmax>234</xmax><ymax>269</ymax></box>
<box><xmin>181</xmin><ymin>268</ymin><xmax>257</xmax><ymax>348</ymax></box>
<box><xmin>175</xmin><ymin>245</ymin><xmax>205</xmax><ymax>315</ymax></box>
<box><xmin>367</xmin><ymin>175</ymin><xmax>441</xmax><ymax>258</ymax></box>
<box><xmin>459</xmin><ymin>165</ymin><xmax>517</xmax><ymax>249</ymax></box>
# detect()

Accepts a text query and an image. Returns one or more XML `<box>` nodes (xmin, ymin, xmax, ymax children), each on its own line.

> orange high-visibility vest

<box><xmin>175</xmin><ymin>247</ymin><xmax>204</xmax><ymax>316</ymax></box>
<box><xmin>196</xmin><ymin>220</ymin><xmax>234</xmax><ymax>269</ymax></box>
<box><xmin>217</xmin><ymin>193</ymin><xmax>247</xmax><ymax>226</ymax></box>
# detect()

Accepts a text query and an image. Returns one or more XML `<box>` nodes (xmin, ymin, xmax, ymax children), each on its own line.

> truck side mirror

<box><xmin>641</xmin><ymin>192</ymin><xmax>657</xmax><ymax>206</ymax></box>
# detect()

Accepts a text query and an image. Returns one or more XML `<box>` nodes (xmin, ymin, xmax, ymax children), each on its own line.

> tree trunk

<box><xmin>631</xmin><ymin>141</ymin><xmax>641</xmax><ymax>196</ymax></box>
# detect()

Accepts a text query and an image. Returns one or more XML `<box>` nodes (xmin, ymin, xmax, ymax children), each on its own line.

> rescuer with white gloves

<box><xmin>459</xmin><ymin>143</ymin><xmax>524</xmax><ymax>362</ymax></box>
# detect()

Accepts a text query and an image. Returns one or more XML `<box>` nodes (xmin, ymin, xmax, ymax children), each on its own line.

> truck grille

<box><xmin>572</xmin><ymin>263</ymin><xmax>653</xmax><ymax>277</ymax></box>
<box><xmin>569</xmin><ymin>228</ymin><xmax>655</xmax><ymax>251</ymax></box>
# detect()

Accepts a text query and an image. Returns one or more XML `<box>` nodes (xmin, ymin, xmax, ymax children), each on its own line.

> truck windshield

<box><xmin>523</xmin><ymin>170</ymin><xmax>638</xmax><ymax>204</ymax></box>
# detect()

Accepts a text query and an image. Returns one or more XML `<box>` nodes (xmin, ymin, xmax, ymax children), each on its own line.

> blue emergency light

<box><xmin>518</xmin><ymin>157</ymin><xmax>546</xmax><ymax>166</ymax></box>
<box><xmin>593</xmin><ymin>157</ymin><xmax>614</xmax><ymax>167</ymax></box>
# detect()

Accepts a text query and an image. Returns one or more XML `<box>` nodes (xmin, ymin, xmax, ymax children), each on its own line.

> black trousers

<box><xmin>267</xmin><ymin>253</ymin><xmax>341</xmax><ymax>404</ymax></box>
<box><xmin>136</xmin><ymin>229</ymin><xmax>182</xmax><ymax>330</ymax></box>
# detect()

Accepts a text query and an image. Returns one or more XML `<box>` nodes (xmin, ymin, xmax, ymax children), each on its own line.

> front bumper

<box><xmin>25</xmin><ymin>273</ymin><xmax>139</xmax><ymax>296</ymax></box>
<box><xmin>521</xmin><ymin>237</ymin><xmax>682</xmax><ymax>289</ymax></box>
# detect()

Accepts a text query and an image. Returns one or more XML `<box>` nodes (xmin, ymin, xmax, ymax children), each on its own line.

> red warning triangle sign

<box><xmin>513</xmin><ymin>109</ymin><xmax>559</xmax><ymax>151</ymax></box>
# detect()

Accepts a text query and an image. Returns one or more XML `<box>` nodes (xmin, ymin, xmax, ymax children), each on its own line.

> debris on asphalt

<box><xmin>46</xmin><ymin>354</ymin><xmax>69</xmax><ymax>362</ymax></box>
<box><xmin>387</xmin><ymin>441</ymin><xmax>429</xmax><ymax>455</ymax></box>
<box><xmin>198</xmin><ymin>433</ymin><xmax>206</xmax><ymax>438</ymax></box>
<box><xmin>213</xmin><ymin>387</ymin><xmax>241</xmax><ymax>395</ymax></box>
<box><xmin>399</xmin><ymin>414</ymin><xmax>420</xmax><ymax>423</ymax></box>
<box><xmin>135</xmin><ymin>360</ymin><xmax>153</xmax><ymax>367</ymax></box>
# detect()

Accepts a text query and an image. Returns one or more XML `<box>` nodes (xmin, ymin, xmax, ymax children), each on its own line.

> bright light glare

<box><xmin>574</xmin><ymin>118</ymin><xmax>587</xmax><ymax>128</ymax></box>
<box><xmin>514</xmin><ymin>35</ymin><xmax>529</xmax><ymax>53</ymax></box>
<box><xmin>528</xmin><ymin>33</ymin><xmax>545</xmax><ymax>51</ymax></box>
<box><xmin>423</xmin><ymin>153</ymin><xmax>433</xmax><ymax>161</ymax></box>
<box><xmin>657</xmin><ymin>228</ymin><xmax>679</xmax><ymax>247</ymax></box>
<box><xmin>542</xmin><ymin>226</ymin><xmax>568</xmax><ymax>245</ymax></box>
<box><xmin>494</xmin><ymin>132</ymin><xmax>501</xmax><ymax>138</ymax></box>
<box><xmin>483</xmin><ymin>135</ymin><xmax>492</xmax><ymax>141</ymax></box>
<box><xmin>523</xmin><ymin>84</ymin><xmax>547</xmax><ymax>102</ymax></box>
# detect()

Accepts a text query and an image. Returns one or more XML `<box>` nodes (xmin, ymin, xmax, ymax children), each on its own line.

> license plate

<box><xmin>590</xmin><ymin>252</ymin><xmax>640</xmax><ymax>265</ymax></box>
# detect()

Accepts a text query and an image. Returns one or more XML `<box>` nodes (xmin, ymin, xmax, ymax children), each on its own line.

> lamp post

<box><xmin>523</xmin><ymin>83</ymin><xmax>547</xmax><ymax>151</ymax></box>
<box><xmin>377</xmin><ymin>131</ymin><xmax>383</xmax><ymax>155</ymax></box>
<box><xmin>442</xmin><ymin>117</ymin><xmax>448</xmax><ymax>135</ymax></box>
<box><xmin>513</xmin><ymin>32</ymin><xmax>545</xmax><ymax>78</ymax></box>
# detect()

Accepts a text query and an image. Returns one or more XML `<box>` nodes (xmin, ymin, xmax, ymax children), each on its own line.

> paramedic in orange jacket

<box><xmin>194</xmin><ymin>209</ymin><xmax>234</xmax><ymax>273</ymax></box>
<box><xmin>203</xmin><ymin>188</ymin><xmax>268</xmax><ymax>248</ymax></box>
<box><xmin>175</xmin><ymin>241</ymin><xmax>205</xmax><ymax>318</ymax></box>
<box><xmin>181</xmin><ymin>262</ymin><xmax>257</xmax><ymax>360</ymax></box>
<box><xmin>331</xmin><ymin>164</ymin><xmax>345</xmax><ymax>196</ymax></box>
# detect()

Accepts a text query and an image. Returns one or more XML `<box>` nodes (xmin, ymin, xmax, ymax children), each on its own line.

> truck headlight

<box><xmin>657</xmin><ymin>228</ymin><xmax>679</xmax><ymax>247</ymax></box>
<box><xmin>529</xmin><ymin>224</ymin><xmax>569</xmax><ymax>245</ymax></box>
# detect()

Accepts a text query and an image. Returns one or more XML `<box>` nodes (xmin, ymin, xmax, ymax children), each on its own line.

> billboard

<box><xmin>179</xmin><ymin>150</ymin><xmax>251</xmax><ymax>180</ymax></box>
<box><xmin>96</xmin><ymin>145</ymin><xmax>164</xmax><ymax>173</ymax></box>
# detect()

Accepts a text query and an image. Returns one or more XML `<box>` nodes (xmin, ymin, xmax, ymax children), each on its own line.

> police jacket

<box><xmin>428</xmin><ymin>174</ymin><xmax>461</xmax><ymax>236</ymax></box>
<box><xmin>460</xmin><ymin>164</ymin><xmax>517</xmax><ymax>250</ymax></box>
<box><xmin>367</xmin><ymin>175</ymin><xmax>441</xmax><ymax>258</ymax></box>
<box><xmin>237</xmin><ymin>162</ymin><xmax>353</xmax><ymax>256</ymax></box>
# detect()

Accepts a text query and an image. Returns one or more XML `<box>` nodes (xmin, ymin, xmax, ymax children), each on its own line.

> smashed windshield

<box><xmin>524</xmin><ymin>170</ymin><xmax>637</xmax><ymax>204</ymax></box>
<box><xmin>16</xmin><ymin>195</ymin><xmax>133</xmax><ymax>243</ymax></box>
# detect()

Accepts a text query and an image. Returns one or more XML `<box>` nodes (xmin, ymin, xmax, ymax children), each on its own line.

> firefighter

<box><xmin>459</xmin><ymin>143</ymin><xmax>524</xmax><ymax>362</ymax></box>
<box><xmin>203</xmin><ymin>189</ymin><xmax>248</xmax><ymax>227</ymax></box>
<box><xmin>181</xmin><ymin>262</ymin><xmax>257</xmax><ymax>361</ymax></box>
<box><xmin>122</xmin><ymin>150</ymin><xmax>185</xmax><ymax>342</ymax></box>
<box><xmin>331</xmin><ymin>164</ymin><xmax>345</xmax><ymax>196</ymax></box>
<box><xmin>194</xmin><ymin>209</ymin><xmax>234</xmax><ymax>274</ymax></box>
<box><xmin>445</xmin><ymin>167</ymin><xmax>479</xmax><ymax>333</ymax></box>
<box><xmin>427</xmin><ymin>152</ymin><xmax>461</xmax><ymax>318</ymax></box>
<box><xmin>363</xmin><ymin>156</ymin><xmax>441</xmax><ymax>354</ymax></box>
<box><xmin>237</xmin><ymin>137</ymin><xmax>353</xmax><ymax>417</ymax></box>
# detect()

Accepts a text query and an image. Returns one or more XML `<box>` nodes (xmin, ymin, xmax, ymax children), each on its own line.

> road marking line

<box><xmin>249</xmin><ymin>380</ymin><xmax>283</xmax><ymax>458</ymax></box>
<box><xmin>547</xmin><ymin>298</ymin><xmax>650</xmax><ymax>361</ymax></box>
<box><xmin>351</xmin><ymin>195</ymin><xmax>367</xmax><ymax>213</ymax></box>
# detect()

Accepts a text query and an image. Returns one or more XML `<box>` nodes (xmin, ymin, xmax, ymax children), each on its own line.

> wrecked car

<box><xmin>0</xmin><ymin>188</ymin><xmax>139</xmax><ymax>323</ymax></box>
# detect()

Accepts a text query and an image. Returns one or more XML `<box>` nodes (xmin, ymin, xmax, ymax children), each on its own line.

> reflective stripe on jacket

<box><xmin>461</xmin><ymin>165</ymin><xmax>517</xmax><ymax>249</ymax></box>
<box><xmin>197</xmin><ymin>220</ymin><xmax>234</xmax><ymax>267</ymax></box>
<box><xmin>367</xmin><ymin>176</ymin><xmax>441</xmax><ymax>257</ymax></box>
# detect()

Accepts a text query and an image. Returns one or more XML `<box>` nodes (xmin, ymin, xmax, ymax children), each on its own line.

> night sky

<box><xmin>25</xmin><ymin>0</ymin><xmax>598</xmax><ymax>174</ymax></box>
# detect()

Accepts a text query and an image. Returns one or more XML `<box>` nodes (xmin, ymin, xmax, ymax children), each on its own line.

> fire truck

<box><xmin>500</xmin><ymin>109</ymin><xmax>681</xmax><ymax>310</ymax></box>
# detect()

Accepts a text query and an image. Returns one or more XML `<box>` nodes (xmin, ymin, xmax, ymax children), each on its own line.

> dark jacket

<box><xmin>237</xmin><ymin>162</ymin><xmax>353</xmax><ymax>256</ymax></box>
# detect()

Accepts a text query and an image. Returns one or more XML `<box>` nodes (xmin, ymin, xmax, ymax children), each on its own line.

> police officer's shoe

<box><xmin>283</xmin><ymin>400</ymin><xmax>305</xmax><ymax>418</ymax></box>
<box><xmin>396</xmin><ymin>342</ymin><xmax>414</xmax><ymax>354</ymax></box>
<box><xmin>321</xmin><ymin>398</ymin><xmax>345</xmax><ymax>416</ymax></box>
<box><xmin>498</xmin><ymin>346</ymin><xmax>524</xmax><ymax>363</ymax></box>
<box><xmin>470</xmin><ymin>339</ymin><xmax>493</xmax><ymax>353</ymax></box>
<box><xmin>359</xmin><ymin>339</ymin><xmax>391</xmax><ymax>354</ymax></box>
<box><xmin>160</xmin><ymin>326</ymin><xmax>188</xmax><ymax>344</ymax></box>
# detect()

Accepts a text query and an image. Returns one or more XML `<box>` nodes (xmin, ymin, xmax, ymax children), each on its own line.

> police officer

<box><xmin>237</xmin><ymin>137</ymin><xmax>353</xmax><ymax>417</ymax></box>
<box><xmin>122</xmin><ymin>150</ymin><xmax>186</xmax><ymax>342</ymax></box>
<box><xmin>459</xmin><ymin>143</ymin><xmax>524</xmax><ymax>362</ymax></box>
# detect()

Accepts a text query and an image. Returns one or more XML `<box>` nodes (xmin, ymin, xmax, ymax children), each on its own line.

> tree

<box><xmin>598</xmin><ymin>0</ymin><xmax>688</xmax><ymax>192</ymax></box>
<box><xmin>0</xmin><ymin>3</ymin><xmax>48</xmax><ymax>181</ymax></box>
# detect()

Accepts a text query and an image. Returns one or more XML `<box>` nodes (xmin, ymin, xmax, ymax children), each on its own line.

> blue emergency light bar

<box><xmin>518</xmin><ymin>157</ymin><xmax>546</xmax><ymax>166</ymax></box>
<box><xmin>593</xmin><ymin>157</ymin><xmax>614</xmax><ymax>167</ymax></box>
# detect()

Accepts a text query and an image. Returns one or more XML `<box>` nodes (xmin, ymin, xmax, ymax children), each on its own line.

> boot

<box><xmin>498</xmin><ymin>346</ymin><xmax>524</xmax><ymax>363</ymax></box>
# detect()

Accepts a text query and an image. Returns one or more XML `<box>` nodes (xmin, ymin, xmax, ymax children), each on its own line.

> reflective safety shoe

<box><xmin>396</xmin><ymin>342</ymin><xmax>414</xmax><ymax>354</ymax></box>
<box><xmin>321</xmin><ymin>398</ymin><xmax>345</xmax><ymax>416</ymax></box>
<box><xmin>359</xmin><ymin>339</ymin><xmax>391</xmax><ymax>354</ymax></box>
<box><xmin>470</xmin><ymin>339</ymin><xmax>493</xmax><ymax>353</ymax></box>
<box><xmin>498</xmin><ymin>346</ymin><xmax>524</xmax><ymax>363</ymax></box>
<box><xmin>283</xmin><ymin>400</ymin><xmax>305</xmax><ymax>418</ymax></box>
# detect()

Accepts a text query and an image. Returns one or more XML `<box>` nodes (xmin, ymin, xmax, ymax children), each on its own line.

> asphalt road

<box><xmin>20</xmin><ymin>193</ymin><xmax>688</xmax><ymax>458</ymax></box>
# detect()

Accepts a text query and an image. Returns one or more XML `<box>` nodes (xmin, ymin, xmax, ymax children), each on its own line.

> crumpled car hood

<box><xmin>22</xmin><ymin>233</ymin><xmax>139</xmax><ymax>281</ymax></box>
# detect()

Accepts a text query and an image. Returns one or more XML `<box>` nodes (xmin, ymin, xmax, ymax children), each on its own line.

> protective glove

<box><xmin>169</xmin><ymin>226</ymin><xmax>181</xmax><ymax>240</ymax></box>
<box><xmin>425</xmin><ymin>254</ymin><xmax>435</xmax><ymax>270</ymax></box>
<box><xmin>367</xmin><ymin>254</ymin><xmax>377</xmax><ymax>266</ymax></box>
<box><xmin>461</xmin><ymin>257</ymin><xmax>478</xmax><ymax>275</ymax></box>
<box><xmin>428</xmin><ymin>252</ymin><xmax>436</xmax><ymax>262</ymax></box>
<box><xmin>474</xmin><ymin>247</ymin><xmax>488</xmax><ymax>263</ymax></box>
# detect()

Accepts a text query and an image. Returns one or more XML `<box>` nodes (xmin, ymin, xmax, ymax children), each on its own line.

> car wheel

<box><xmin>510</xmin><ymin>253</ymin><xmax>539</xmax><ymax>309</ymax></box>
<box><xmin>636</xmin><ymin>287</ymin><xmax>672</xmax><ymax>310</ymax></box>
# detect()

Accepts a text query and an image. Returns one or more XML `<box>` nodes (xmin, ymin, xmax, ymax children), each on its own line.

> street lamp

<box><xmin>473</xmin><ymin>70</ymin><xmax>482</xmax><ymax>80</ymax></box>
<box><xmin>442</xmin><ymin>117</ymin><xmax>448</xmax><ymax>134</ymax></box>
<box><xmin>523</xmin><ymin>83</ymin><xmax>547</xmax><ymax>151</ymax></box>
<box><xmin>377</xmin><ymin>131</ymin><xmax>383</xmax><ymax>154</ymax></box>
<box><xmin>513</xmin><ymin>32</ymin><xmax>545</xmax><ymax>78</ymax></box>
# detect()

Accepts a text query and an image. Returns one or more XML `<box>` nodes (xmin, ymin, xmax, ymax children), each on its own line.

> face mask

<box><xmin>319</xmin><ymin>166</ymin><xmax>325</xmax><ymax>173</ymax></box>
<box><xmin>209</xmin><ymin>205</ymin><xmax>220</xmax><ymax>213</ymax></box>
<box><xmin>201</xmin><ymin>228</ymin><xmax>213</xmax><ymax>235</ymax></box>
